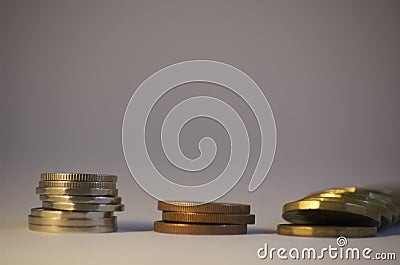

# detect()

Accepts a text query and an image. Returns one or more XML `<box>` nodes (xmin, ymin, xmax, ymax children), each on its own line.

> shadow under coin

<box><xmin>376</xmin><ymin>225</ymin><xmax>400</xmax><ymax>237</ymax></box>
<box><xmin>116</xmin><ymin>221</ymin><xmax>154</xmax><ymax>232</ymax></box>
<box><xmin>247</xmin><ymin>228</ymin><xmax>275</xmax><ymax>235</ymax></box>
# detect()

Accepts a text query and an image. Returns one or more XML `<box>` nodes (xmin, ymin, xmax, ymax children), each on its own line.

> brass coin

<box><xmin>36</xmin><ymin>187</ymin><xmax>118</xmax><ymax>196</ymax></box>
<box><xmin>39</xmin><ymin>181</ymin><xmax>116</xmax><ymax>189</ymax></box>
<box><xmin>28</xmin><ymin>215</ymin><xmax>117</xmax><ymax>226</ymax></box>
<box><xmin>41</xmin><ymin>173</ymin><xmax>117</xmax><ymax>182</ymax></box>
<box><xmin>153</xmin><ymin>221</ymin><xmax>247</xmax><ymax>235</ymax></box>
<box><xmin>39</xmin><ymin>194</ymin><xmax>122</xmax><ymax>204</ymax></box>
<box><xmin>277</xmin><ymin>224</ymin><xmax>377</xmax><ymax>237</ymax></box>
<box><xmin>30</xmin><ymin>208</ymin><xmax>114</xmax><ymax>219</ymax></box>
<box><xmin>28</xmin><ymin>224</ymin><xmax>117</xmax><ymax>233</ymax></box>
<box><xmin>42</xmin><ymin>201</ymin><xmax>125</xmax><ymax>212</ymax></box>
<box><xmin>162</xmin><ymin>212</ymin><xmax>255</xmax><ymax>225</ymax></box>
<box><xmin>158</xmin><ymin>201</ymin><xmax>250</xmax><ymax>214</ymax></box>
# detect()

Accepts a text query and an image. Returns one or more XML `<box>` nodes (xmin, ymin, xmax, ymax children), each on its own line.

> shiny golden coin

<box><xmin>28</xmin><ymin>223</ymin><xmax>117</xmax><ymax>233</ymax></box>
<box><xmin>153</xmin><ymin>221</ymin><xmax>247</xmax><ymax>235</ymax></box>
<box><xmin>30</xmin><ymin>208</ymin><xmax>113</xmax><ymax>219</ymax></box>
<box><xmin>39</xmin><ymin>181</ymin><xmax>116</xmax><ymax>189</ymax></box>
<box><xmin>277</xmin><ymin>224</ymin><xmax>377</xmax><ymax>237</ymax></box>
<box><xmin>36</xmin><ymin>187</ymin><xmax>118</xmax><ymax>196</ymax></box>
<box><xmin>41</xmin><ymin>173</ymin><xmax>117</xmax><ymax>182</ymax></box>
<box><xmin>42</xmin><ymin>201</ymin><xmax>125</xmax><ymax>212</ymax></box>
<box><xmin>162</xmin><ymin>212</ymin><xmax>255</xmax><ymax>225</ymax></box>
<box><xmin>39</xmin><ymin>194</ymin><xmax>122</xmax><ymax>204</ymax></box>
<box><xmin>283</xmin><ymin>198</ymin><xmax>381</xmax><ymax>227</ymax></box>
<box><xmin>28</xmin><ymin>215</ymin><xmax>117</xmax><ymax>226</ymax></box>
<box><xmin>158</xmin><ymin>201</ymin><xmax>250</xmax><ymax>214</ymax></box>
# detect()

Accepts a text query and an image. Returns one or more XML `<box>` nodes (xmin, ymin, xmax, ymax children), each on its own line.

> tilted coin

<box><xmin>42</xmin><ymin>201</ymin><xmax>125</xmax><ymax>212</ymax></box>
<box><xmin>41</xmin><ymin>173</ymin><xmax>117</xmax><ymax>182</ymax></box>
<box><xmin>153</xmin><ymin>221</ymin><xmax>247</xmax><ymax>235</ymax></box>
<box><xmin>162</xmin><ymin>212</ymin><xmax>255</xmax><ymax>225</ymax></box>
<box><xmin>36</xmin><ymin>187</ymin><xmax>118</xmax><ymax>196</ymax></box>
<box><xmin>30</xmin><ymin>208</ymin><xmax>114</xmax><ymax>219</ymax></box>
<box><xmin>28</xmin><ymin>223</ymin><xmax>117</xmax><ymax>233</ymax></box>
<box><xmin>39</xmin><ymin>181</ymin><xmax>116</xmax><ymax>189</ymax></box>
<box><xmin>28</xmin><ymin>215</ymin><xmax>117</xmax><ymax>226</ymax></box>
<box><xmin>39</xmin><ymin>194</ymin><xmax>122</xmax><ymax>204</ymax></box>
<box><xmin>158</xmin><ymin>201</ymin><xmax>250</xmax><ymax>214</ymax></box>
<box><xmin>277</xmin><ymin>224</ymin><xmax>377</xmax><ymax>237</ymax></box>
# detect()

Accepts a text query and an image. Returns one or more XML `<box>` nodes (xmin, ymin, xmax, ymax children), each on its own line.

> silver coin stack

<box><xmin>28</xmin><ymin>173</ymin><xmax>124</xmax><ymax>233</ymax></box>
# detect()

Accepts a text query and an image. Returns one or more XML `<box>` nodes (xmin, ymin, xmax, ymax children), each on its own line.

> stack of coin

<box><xmin>277</xmin><ymin>186</ymin><xmax>400</xmax><ymax>237</ymax></box>
<box><xmin>154</xmin><ymin>201</ymin><xmax>255</xmax><ymax>235</ymax></box>
<box><xmin>28</xmin><ymin>173</ymin><xmax>124</xmax><ymax>233</ymax></box>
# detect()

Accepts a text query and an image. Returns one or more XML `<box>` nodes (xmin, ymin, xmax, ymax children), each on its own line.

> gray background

<box><xmin>1</xmin><ymin>1</ymin><xmax>399</xmax><ymax>264</ymax></box>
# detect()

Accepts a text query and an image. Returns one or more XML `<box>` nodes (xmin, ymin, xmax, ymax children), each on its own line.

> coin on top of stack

<box><xmin>277</xmin><ymin>186</ymin><xmax>400</xmax><ymax>238</ymax></box>
<box><xmin>28</xmin><ymin>173</ymin><xmax>124</xmax><ymax>233</ymax></box>
<box><xmin>154</xmin><ymin>201</ymin><xmax>255</xmax><ymax>235</ymax></box>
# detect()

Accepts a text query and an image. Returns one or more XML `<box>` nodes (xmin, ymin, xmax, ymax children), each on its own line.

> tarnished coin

<box><xmin>42</xmin><ymin>201</ymin><xmax>125</xmax><ymax>212</ymax></box>
<box><xmin>28</xmin><ymin>224</ymin><xmax>117</xmax><ymax>233</ymax></box>
<box><xmin>28</xmin><ymin>215</ymin><xmax>117</xmax><ymax>226</ymax></box>
<box><xmin>39</xmin><ymin>181</ymin><xmax>116</xmax><ymax>189</ymax></box>
<box><xmin>158</xmin><ymin>201</ymin><xmax>250</xmax><ymax>214</ymax></box>
<box><xmin>153</xmin><ymin>221</ymin><xmax>247</xmax><ymax>235</ymax></box>
<box><xmin>30</xmin><ymin>208</ymin><xmax>114</xmax><ymax>219</ymax></box>
<box><xmin>277</xmin><ymin>224</ymin><xmax>377</xmax><ymax>237</ymax></box>
<box><xmin>39</xmin><ymin>194</ymin><xmax>122</xmax><ymax>204</ymax></box>
<box><xmin>40</xmin><ymin>173</ymin><xmax>117</xmax><ymax>182</ymax></box>
<box><xmin>162</xmin><ymin>212</ymin><xmax>255</xmax><ymax>225</ymax></box>
<box><xmin>36</xmin><ymin>187</ymin><xmax>118</xmax><ymax>196</ymax></box>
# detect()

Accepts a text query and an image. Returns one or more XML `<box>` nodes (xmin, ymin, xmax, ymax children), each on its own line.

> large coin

<box><xmin>28</xmin><ymin>224</ymin><xmax>117</xmax><ymax>233</ymax></box>
<box><xmin>39</xmin><ymin>194</ymin><xmax>122</xmax><ymax>204</ymax></box>
<box><xmin>39</xmin><ymin>181</ymin><xmax>116</xmax><ymax>189</ymax></box>
<box><xmin>42</xmin><ymin>201</ymin><xmax>125</xmax><ymax>212</ymax></box>
<box><xmin>28</xmin><ymin>215</ymin><xmax>117</xmax><ymax>226</ymax></box>
<box><xmin>277</xmin><ymin>224</ymin><xmax>377</xmax><ymax>237</ymax></box>
<box><xmin>162</xmin><ymin>212</ymin><xmax>255</xmax><ymax>225</ymax></box>
<box><xmin>40</xmin><ymin>173</ymin><xmax>117</xmax><ymax>182</ymax></box>
<box><xmin>30</xmin><ymin>208</ymin><xmax>114</xmax><ymax>219</ymax></box>
<box><xmin>158</xmin><ymin>201</ymin><xmax>250</xmax><ymax>214</ymax></box>
<box><xmin>36</xmin><ymin>187</ymin><xmax>118</xmax><ymax>196</ymax></box>
<box><xmin>153</xmin><ymin>221</ymin><xmax>247</xmax><ymax>235</ymax></box>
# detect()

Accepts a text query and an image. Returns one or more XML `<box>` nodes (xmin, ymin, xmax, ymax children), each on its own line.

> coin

<box><xmin>42</xmin><ymin>201</ymin><xmax>125</xmax><ymax>212</ymax></box>
<box><xmin>162</xmin><ymin>212</ymin><xmax>255</xmax><ymax>225</ymax></box>
<box><xmin>28</xmin><ymin>215</ymin><xmax>117</xmax><ymax>226</ymax></box>
<box><xmin>28</xmin><ymin>224</ymin><xmax>117</xmax><ymax>233</ymax></box>
<box><xmin>41</xmin><ymin>173</ymin><xmax>117</xmax><ymax>182</ymax></box>
<box><xmin>277</xmin><ymin>224</ymin><xmax>377</xmax><ymax>237</ymax></box>
<box><xmin>39</xmin><ymin>181</ymin><xmax>116</xmax><ymax>189</ymax></box>
<box><xmin>39</xmin><ymin>195</ymin><xmax>122</xmax><ymax>204</ymax></box>
<box><xmin>30</xmin><ymin>208</ymin><xmax>114</xmax><ymax>219</ymax></box>
<box><xmin>158</xmin><ymin>201</ymin><xmax>250</xmax><ymax>214</ymax></box>
<box><xmin>36</xmin><ymin>187</ymin><xmax>118</xmax><ymax>196</ymax></box>
<box><xmin>153</xmin><ymin>221</ymin><xmax>247</xmax><ymax>235</ymax></box>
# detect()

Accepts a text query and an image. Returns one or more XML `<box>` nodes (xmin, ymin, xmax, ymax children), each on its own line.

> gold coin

<box><xmin>36</xmin><ymin>187</ymin><xmax>118</xmax><ymax>196</ymax></box>
<box><xmin>39</xmin><ymin>194</ymin><xmax>122</xmax><ymax>204</ymax></box>
<box><xmin>158</xmin><ymin>201</ymin><xmax>250</xmax><ymax>214</ymax></box>
<box><xmin>40</xmin><ymin>173</ymin><xmax>117</xmax><ymax>182</ymax></box>
<box><xmin>153</xmin><ymin>221</ymin><xmax>247</xmax><ymax>235</ymax></box>
<box><xmin>39</xmin><ymin>181</ymin><xmax>116</xmax><ymax>189</ymax></box>
<box><xmin>277</xmin><ymin>224</ymin><xmax>377</xmax><ymax>237</ymax></box>
<box><xmin>28</xmin><ymin>215</ymin><xmax>117</xmax><ymax>226</ymax></box>
<box><xmin>162</xmin><ymin>212</ymin><xmax>255</xmax><ymax>225</ymax></box>
<box><xmin>42</xmin><ymin>201</ymin><xmax>125</xmax><ymax>212</ymax></box>
<box><xmin>30</xmin><ymin>208</ymin><xmax>113</xmax><ymax>219</ymax></box>
<box><xmin>28</xmin><ymin>224</ymin><xmax>117</xmax><ymax>233</ymax></box>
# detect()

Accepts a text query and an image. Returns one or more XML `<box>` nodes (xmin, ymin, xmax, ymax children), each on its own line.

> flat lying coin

<box><xmin>28</xmin><ymin>215</ymin><xmax>117</xmax><ymax>226</ymax></box>
<box><xmin>153</xmin><ymin>221</ymin><xmax>247</xmax><ymax>235</ymax></box>
<box><xmin>41</xmin><ymin>173</ymin><xmax>117</xmax><ymax>182</ymax></box>
<box><xmin>36</xmin><ymin>187</ymin><xmax>118</xmax><ymax>196</ymax></box>
<box><xmin>277</xmin><ymin>224</ymin><xmax>377</xmax><ymax>237</ymax></box>
<box><xmin>39</xmin><ymin>181</ymin><xmax>116</xmax><ymax>189</ymax></box>
<box><xmin>162</xmin><ymin>212</ymin><xmax>255</xmax><ymax>225</ymax></box>
<box><xmin>30</xmin><ymin>208</ymin><xmax>114</xmax><ymax>219</ymax></box>
<box><xmin>42</xmin><ymin>201</ymin><xmax>125</xmax><ymax>212</ymax></box>
<box><xmin>28</xmin><ymin>223</ymin><xmax>117</xmax><ymax>233</ymax></box>
<box><xmin>158</xmin><ymin>201</ymin><xmax>250</xmax><ymax>214</ymax></box>
<box><xmin>39</xmin><ymin>195</ymin><xmax>122</xmax><ymax>204</ymax></box>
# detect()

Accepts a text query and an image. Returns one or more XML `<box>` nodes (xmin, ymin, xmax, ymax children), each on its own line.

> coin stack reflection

<box><xmin>278</xmin><ymin>187</ymin><xmax>400</xmax><ymax>237</ymax></box>
<box><xmin>154</xmin><ymin>201</ymin><xmax>255</xmax><ymax>235</ymax></box>
<box><xmin>28</xmin><ymin>173</ymin><xmax>124</xmax><ymax>233</ymax></box>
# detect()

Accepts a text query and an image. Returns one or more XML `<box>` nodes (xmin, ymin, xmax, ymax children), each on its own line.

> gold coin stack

<box><xmin>278</xmin><ymin>187</ymin><xmax>400</xmax><ymax>237</ymax></box>
<box><xmin>28</xmin><ymin>173</ymin><xmax>124</xmax><ymax>233</ymax></box>
<box><xmin>154</xmin><ymin>201</ymin><xmax>255</xmax><ymax>235</ymax></box>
